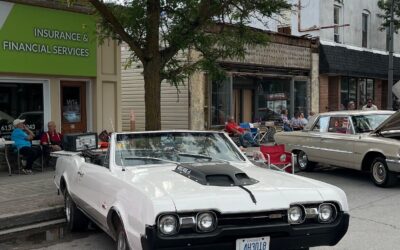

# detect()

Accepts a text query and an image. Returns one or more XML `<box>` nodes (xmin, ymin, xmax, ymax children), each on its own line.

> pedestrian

<box><xmin>11</xmin><ymin>119</ymin><xmax>42</xmax><ymax>174</ymax></box>
<box><xmin>347</xmin><ymin>101</ymin><xmax>356</xmax><ymax>110</ymax></box>
<box><xmin>362</xmin><ymin>98</ymin><xmax>378</xmax><ymax>111</ymax></box>
<box><xmin>281</xmin><ymin>109</ymin><xmax>292</xmax><ymax>131</ymax></box>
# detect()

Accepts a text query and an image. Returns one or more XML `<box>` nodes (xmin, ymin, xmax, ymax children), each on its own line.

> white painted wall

<box><xmin>290</xmin><ymin>0</ymin><xmax>400</xmax><ymax>53</ymax></box>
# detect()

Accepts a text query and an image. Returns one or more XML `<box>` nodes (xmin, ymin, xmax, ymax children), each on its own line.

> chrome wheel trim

<box><xmin>65</xmin><ymin>195</ymin><xmax>71</xmax><ymax>223</ymax></box>
<box><xmin>372</xmin><ymin>162</ymin><xmax>386</xmax><ymax>184</ymax></box>
<box><xmin>117</xmin><ymin>230</ymin><xmax>127</xmax><ymax>250</ymax></box>
<box><xmin>298</xmin><ymin>151</ymin><xmax>308</xmax><ymax>169</ymax></box>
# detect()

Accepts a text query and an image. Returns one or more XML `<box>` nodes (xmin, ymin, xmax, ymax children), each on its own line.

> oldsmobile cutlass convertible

<box><xmin>275</xmin><ymin>110</ymin><xmax>399</xmax><ymax>187</ymax></box>
<box><xmin>54</xmin><ymin>131</ymin><xmax>349</xmax><ymax>250</ymax></box>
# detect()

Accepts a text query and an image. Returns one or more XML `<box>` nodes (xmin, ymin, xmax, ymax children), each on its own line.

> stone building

<box><xmin>121</xmin><ymin>31</ymin><xmax>318</xmax><ymax>130</ymax></box>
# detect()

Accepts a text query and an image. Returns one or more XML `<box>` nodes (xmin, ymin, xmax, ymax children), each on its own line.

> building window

<box><xmin>211</xmin><ymin>78</ymin><xmax>232</xmax><ymax>126</ymax></box>
<box><xmin>362</xmin><ymin>12</ymin><xmax>369</xmax><ymax>48</ymax></box>
<box><xmin>255</xmin><ymin>79</ymin><xmax>291</xmax><ymax>122</ymax></box>
<box><xmin>0</xmin><ymin>82</ymin><xmax>44</xmax><ymax>139</ymax></box>
<box><xmin>341</xmin><ymin>77</ymin><xmax>374</xmax><ymax>109</ymax></box>
<box><xmin>334</xmin><ymin>5</ymin><xmax>341</xmax><ymax>43</ymax></box>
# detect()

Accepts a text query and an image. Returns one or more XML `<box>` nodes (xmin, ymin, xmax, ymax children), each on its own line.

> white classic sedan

<box><xmin>54</xmin><ymin>131</ymin><xmax>349</xmax><ymax>250</ymax></box>
<box><xmin>275</xmin><ymin>110</ymin><xmax>399</xmax><ymax>187</ymax></box>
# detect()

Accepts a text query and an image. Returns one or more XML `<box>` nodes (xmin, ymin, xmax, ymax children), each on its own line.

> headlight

<box><xmin>196</xmin><ymin>212</ymin><xmax>217</xmax><ymax>232</ymax></box>
<box><xmin>288</xmin><ymin>205</ymin><xmax>305</xmax><ymax>224</ymax></box>
<box><xmin>158</xmin><ymin>214</ymin><xmax>178</xmax><ymax>235</ymax></box>
<box><xmin>318</xmin><ymin>203</ymin><xmax>337</xmax><ymax>223</ymax></box>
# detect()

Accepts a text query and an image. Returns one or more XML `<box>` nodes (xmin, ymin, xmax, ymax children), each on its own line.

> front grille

<box><xmin>218</xmin><ymin>210</ymin><xmax>287</xmax><ymax>227</ymax></box>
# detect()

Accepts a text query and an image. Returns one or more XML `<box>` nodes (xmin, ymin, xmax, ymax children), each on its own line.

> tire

<box><xmin>64</xmin><ymin>191</ymin><xmax>89</xmax><ymax>231</ymax></box>
<box><xmin>370</xmin><ymin>157</ymin><xmax>398</xmax><ymax>187</ymax></box>
<box><xmin>116</xmin><ymin>221</ymin><xmax>130</xmax><ymax>250</ymax></box>
<box><xmin>296</xmin><ymin>150</ymin><xmax>315</xmax><ymax>172</ymax></box>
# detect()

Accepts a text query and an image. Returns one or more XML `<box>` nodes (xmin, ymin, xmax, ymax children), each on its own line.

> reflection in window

<box><xmin>256</xmin><ymin>79</ymin><xmax>290</xmax><ymax>121</ymax></box>
<box><xmin>328</xmin><ymin>116</ymin><xmax>352</xmax><ymax>134</ymax></box>
<box><xmin>211</xmin><ymin>79</ymin><xmax>231</xmax><ymax>126</ymax></box>
<box><xmin>0</xmin><ymin>83</ymin><xmax>43</xmax><ymax>139</ymax></box>
<box><xmin>312</xmin><ymin>116</ymin><xmax>329</xmax><ymax>132</ymax></box>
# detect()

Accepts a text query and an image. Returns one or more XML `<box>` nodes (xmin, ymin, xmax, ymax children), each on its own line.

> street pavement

<box><xmin>6</xmin><ymin>165</ymin><xmax>400</xmax><ymax>250</ymax></box>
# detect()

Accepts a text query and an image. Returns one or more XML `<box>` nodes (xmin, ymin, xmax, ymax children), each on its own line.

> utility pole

<box><xmin>388</xmin><ymin>0</ymin><xmax>395</xmax><ymax>110</ymax></box>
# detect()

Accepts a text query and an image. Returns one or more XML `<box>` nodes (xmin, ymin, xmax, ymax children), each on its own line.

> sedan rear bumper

<box><xmin>141</xmin><ymin>212</ymin><xmax>349</xmax><ymax>250</ymax></box>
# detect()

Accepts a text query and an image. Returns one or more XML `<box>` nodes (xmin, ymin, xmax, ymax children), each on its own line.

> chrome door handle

<box><xmin>77</xmin><ymin>171</ymin><xmax>84</xmax><ymax>177</ymax></box>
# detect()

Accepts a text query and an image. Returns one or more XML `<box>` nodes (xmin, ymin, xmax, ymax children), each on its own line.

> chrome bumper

<box><xmin>386</xmin><ymin>158</ymin><xmax>400</xmax><ymax>172</ymax></box>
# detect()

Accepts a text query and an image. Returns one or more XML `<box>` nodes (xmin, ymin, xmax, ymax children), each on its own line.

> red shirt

<box><xmin>40</xmin><ymin>131</ymin><xmax>63</xmax><ymax>145</ymax></box>
<box><xmin>225</xmin><ymin>122</ymin><xmax>244</xmax><ymax>134</ymax></box>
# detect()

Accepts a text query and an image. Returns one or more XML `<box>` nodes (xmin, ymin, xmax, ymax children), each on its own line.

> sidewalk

<box><xmin>0</xmin><ymin>170</ymin><xmax>63</xmax><ymax>217</ymax></box>
<box><xmin>0</xmin><ymin>170</ymin><xmax>64</xmax><ymax>245</ymax></box>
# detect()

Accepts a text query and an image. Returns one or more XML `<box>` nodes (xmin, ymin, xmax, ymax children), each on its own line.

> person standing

<box><xmin>362</xmin><ymin>98</ymin><xmax>378</xmax><ymax>111</ymax></box>
<box><xmin>11</xmin><ymin>119</ymin><xmax>42</xmax><ymax>174</ymax></box>
<box><xmin>281</xmin><ymin>109</ymin><xmax>292</xmax><ymax>131</ymax></box>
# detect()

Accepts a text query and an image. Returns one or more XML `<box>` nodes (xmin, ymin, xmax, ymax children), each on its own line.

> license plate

<box><xmin>236</xmin><ymin>236</ymin><xmax>270</xmax><ymax>250</ymax></box>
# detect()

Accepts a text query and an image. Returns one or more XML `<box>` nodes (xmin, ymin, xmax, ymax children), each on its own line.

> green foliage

<box><xmin>378</xmin><ymin>0</ymin><xmax>400</xmax><ymax>32</ymax></box>
<box><xmin>84</xmin><ymin>0</ymin><xmax>291</xmax><ymax>87</ymax></box>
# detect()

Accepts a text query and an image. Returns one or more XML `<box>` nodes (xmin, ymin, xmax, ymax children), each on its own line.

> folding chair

<box><xmin>239</xmin><ymin>122</ymin><xmax>260</xmax><ymax>142</ymax></box>
<box><xmin>259</xmin><ymin>144</ymin><xmax>295</xmax><ymax>174</ymax></box>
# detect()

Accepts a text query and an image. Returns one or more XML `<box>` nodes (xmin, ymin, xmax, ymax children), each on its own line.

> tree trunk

<box><xmin>143</xmin><ymin>60</ymin><xmax>161</xmax><ymax>130</ymax></box>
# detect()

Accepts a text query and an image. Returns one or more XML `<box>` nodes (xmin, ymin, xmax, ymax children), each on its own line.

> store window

<box><xmin>211</xmin><ymin>78</ymin><xmax>232</xmax><ymax>126</ymax></box>
<box><xmin>256</xmin><ymin>79</ymin><xmax>290</xmax><ymax>121</ymax></box>
<box><xmin>341</xmin><ymin>77</ymin><xmax>374</xmax><ymax>109</ymax></box>
<box><xmin>0</xmin><ymin>83</ymin><xmax>43</xmax><ymax>139</ymax></box>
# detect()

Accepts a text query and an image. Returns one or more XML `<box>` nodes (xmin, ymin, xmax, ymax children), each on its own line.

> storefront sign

<box><xmin>0</xmin><ymin>2</ymin><xmax>96</xmax><ymax>76</ymax></box>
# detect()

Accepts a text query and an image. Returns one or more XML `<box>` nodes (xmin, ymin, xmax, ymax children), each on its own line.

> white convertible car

<box><xmin>54</xmin><ymin>131</ymin><xmax>349</xmax><ymax>250</ymax></box>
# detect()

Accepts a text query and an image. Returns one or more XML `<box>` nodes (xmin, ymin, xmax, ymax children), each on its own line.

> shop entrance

<box><xmin>60</xmin><ymin>81</ymin><xmax>87</xmax><ymax>134</ymax></box>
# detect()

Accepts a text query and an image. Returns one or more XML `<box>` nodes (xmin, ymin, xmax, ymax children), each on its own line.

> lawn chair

<box><xmin>259</xmin><ymin>144</ymin><xmax>295</xmax><ymax>174</ymax></box>
<box><xmin>240</xmin><ymin>122</ymin><xmax>260</xmax><ymax>142</ymax></box>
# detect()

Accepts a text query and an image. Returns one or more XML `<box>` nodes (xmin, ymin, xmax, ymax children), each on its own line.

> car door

<box><xmin>319</xmin><ymin>116</ymin><xmax>357</xmax><ymax>168</ymax></box>
<box><xmin>301</xmin><ymin>116</ymin><xmax>329</xmax><ymax>163</ymax></box>
<box><xmin>75</xmin><ymin>154</ymin><xmax>117</xmax><ymax>228</ymax></box>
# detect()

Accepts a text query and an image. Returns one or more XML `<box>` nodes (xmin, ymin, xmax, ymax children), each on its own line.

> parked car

<box><xmin>275</xmin><ymin>110</ymin><xmax>399</xmax><ymax>187</ymax></box>
<box><xmin>54</xmin><ymin>131</ymin><xmax>349</xmax><ymax>250</ymax></box>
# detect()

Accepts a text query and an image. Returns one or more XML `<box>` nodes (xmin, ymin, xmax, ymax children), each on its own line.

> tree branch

<box><xmin>88</xmin><ymin>0</ymin><xmax>144</xmax><ymax>62</ymax></box>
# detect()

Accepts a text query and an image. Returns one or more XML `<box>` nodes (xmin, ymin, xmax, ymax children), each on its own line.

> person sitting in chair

<box><xmin>11</xmin><ymin>119</ymin><xmax>42</xmax><ymax>174</ymax></box>
<box><xmin>225</xmin><ymin>117</ymin><xmax>260</xmax><ymax>148</ymax></box>
<box><xmin>40</xmin><ymin>121</ymin><xmax>63</xmax><ymax>168</ymax></box>
<box><xmin>40</xmin><ymin>121</ymin><xmax>63</xmax><ymax>152</ymax></box>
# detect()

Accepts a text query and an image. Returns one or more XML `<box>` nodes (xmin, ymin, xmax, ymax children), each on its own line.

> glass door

<box><xmin>60</xmin><ymin>81</ymin><xmax>86</xmax><ymax>134</ymax></box>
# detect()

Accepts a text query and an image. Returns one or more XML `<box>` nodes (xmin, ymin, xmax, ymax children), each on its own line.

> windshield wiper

<box><xmin>123</xmin><ymin>157</ymin><xmax>178</xmax><ymax>164</ymax></box>
<box><xmin>177</xmin><ymin>153</ymin><xmax>229</xmax><ymax>163</ymax></box>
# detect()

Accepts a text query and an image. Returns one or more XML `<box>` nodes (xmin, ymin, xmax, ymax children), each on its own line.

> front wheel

<box><xmin>370</xmin><ymin>157</ymin><xmax>398</xmax><ymax>187</ymax></box>
<box><xmin>296</xmin><ymin>151</ymin><xmax>315</xmax><ymax>172</ymax></box>
<box><xmin>64</xmin><ymin>191</ymin><xmax>89</xmax><ymax>231</ymax></box>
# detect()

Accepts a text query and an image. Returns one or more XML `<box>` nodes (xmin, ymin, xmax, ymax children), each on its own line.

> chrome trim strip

<box><xmin>291</xmin><ymin>144</ymin><xmax>353</xmax><ymax>154</ymax></box>
<box><xmin>386</xmin><ymin>158</ymin><xmax>400</xmax><ymax>172</ymax></box>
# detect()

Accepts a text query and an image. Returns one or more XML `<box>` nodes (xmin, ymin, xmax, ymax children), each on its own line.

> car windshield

<box><xmin>114</xmin><ymin>132</ymin><xmax>245</xmax><ymax>167</ymax></box>
<box><xmin>352</xmin><ymin>114</ymin><xmax>391</xmax><ymax>133</ymax></box>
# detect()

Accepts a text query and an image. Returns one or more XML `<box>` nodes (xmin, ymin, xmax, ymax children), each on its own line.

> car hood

<box><xmin>373</xmin><ymin>110</ymin><xmax>400</xmax><ymax>134</ymax></box>
<box><xmin>124</xmin><ymin>162</ymin><xmax>347</xmax><ymax>213</ymax></box>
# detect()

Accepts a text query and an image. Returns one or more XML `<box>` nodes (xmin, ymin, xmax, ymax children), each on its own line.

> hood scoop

<box><xmin>174</xmin><ymin>162</ymin><xmax>259</xmax><ymax>187</ymax></box>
